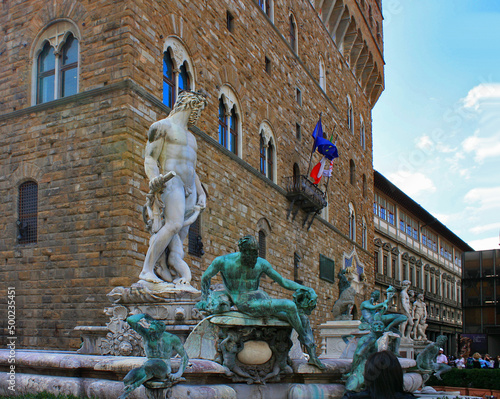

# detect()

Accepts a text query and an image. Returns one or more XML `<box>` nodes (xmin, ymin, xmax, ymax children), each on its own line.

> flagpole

<box><xmin>323</xmin><ymin>132</ymin><xmax>339</xmax><ymax>195</ymax></box>
<box><xmin>306</xmin><ymin>113</ymin><xmax>322</xmax><ymax>178</ymax></box>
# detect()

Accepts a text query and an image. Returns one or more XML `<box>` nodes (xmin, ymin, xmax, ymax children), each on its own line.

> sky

<box><xmin>372</xmin><ymin>0</ymin><xmax>500</xmax><ymax>251</ymax></box>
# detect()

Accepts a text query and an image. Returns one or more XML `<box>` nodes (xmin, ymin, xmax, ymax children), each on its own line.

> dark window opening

<box><xmin>265</xmin><ymin>56</ymin><xmax>271</xmax><ymax>74</ymax></box>
<box><xmin>188</xmin><ymin>216</ymin><xmax>204</xmax><ymax>257</ymax></box>
<box><xmin>227</xmin><ymin>11</ymin><xmax>234</xmax><ymax>32</ymax></box>
<box><xmin>258</xmin><ymin>230</ymin><xmax>266</xmax><ymax>259</ymax></box>
<box><xmin>295</xmin><ymin>123</ymin><xmax>301</xmax><ymax>140</ymax></box>
<box><xmin>294</xmin><ymin>252</ymin><xmax>302</xmax><ymax>284</ymax></box>
<box><xmin>18</xmin><ymin>181</ymin><xmax>38</xmax><ymax>244</ymax></box>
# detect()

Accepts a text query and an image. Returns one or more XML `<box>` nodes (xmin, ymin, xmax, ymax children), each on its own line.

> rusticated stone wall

<box><xmin>0</xmin><ymin>0</ymin><xmax>382</xmax><ymax>350</ymax></box>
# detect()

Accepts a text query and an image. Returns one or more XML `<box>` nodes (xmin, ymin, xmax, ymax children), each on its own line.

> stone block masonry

<box><xmin>0</xmin><ymin>0</ymin><xmax>382</xmax><ymax>350</ymax></box>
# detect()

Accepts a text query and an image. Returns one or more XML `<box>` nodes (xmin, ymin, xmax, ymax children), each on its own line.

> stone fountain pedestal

<box><xmin>75</xmin><ymin>281</ymin><xmax>202</xmax><ymax>356</ymax></box>
<box><xmin>0</xmin><ymin>349</ymin><xmax>423</xmax><ymax>399</ymax></box>
<box><xmin>318</xmin><ymin>320</ymin><xmax>362</xmax><ymax>359</ymax></box>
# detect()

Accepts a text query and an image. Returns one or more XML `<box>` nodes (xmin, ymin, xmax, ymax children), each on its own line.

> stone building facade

<box><xmin>0</xmin><ymin>0</ymin><xmax>384</xmax><ymax>350</ymax></box>
<box><xmin>373</xmin><ymin>171</ymin><xmax>473</xmax><ymax>355</ymax></box>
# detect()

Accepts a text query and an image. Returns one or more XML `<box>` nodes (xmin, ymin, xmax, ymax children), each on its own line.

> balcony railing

<box><xmin>284</xmin><ymin>175</ymin><xmax>327</xmax><ymax>213</ymax></box>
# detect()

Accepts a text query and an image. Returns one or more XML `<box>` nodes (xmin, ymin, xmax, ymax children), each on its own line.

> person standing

<box><xmin>436</xmin><ymin>348</ymin><xmax>448</xmax><ymax>365</ymax></box>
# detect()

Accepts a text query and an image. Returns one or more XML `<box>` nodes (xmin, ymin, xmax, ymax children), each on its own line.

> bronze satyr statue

<box><xmin>416</xmin><ymin>335</ymin><xmax>451</xmax><ymax>380</ymax></box>
<box><xmin>196</xmin><ymin>235</ymin><xmax>326</xmax><ymax>370</ymax></box>
<box><xmin>344</xmin><ymin>320</ymin><xmax>385</xmax><ymax>391</ymax></box>
<box><xmin>119</xmin><ymin>313</ymin><xmax>188</xmax><ymax>398</ymax></box>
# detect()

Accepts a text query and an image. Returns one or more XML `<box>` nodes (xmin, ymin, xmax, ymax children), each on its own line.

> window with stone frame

<box><xmin>218</xmin><ymin>87</ymin><xmax>242</xmax><ymax>156</ymax></box>
<box><xmin>347</xmin><ymin>96</ymin><xmax>354</xmax><ymax>134</ymax></box>
<box><xmin>258</xmin><ymin>122</ymin><xmax>276</xmax><ymax>182</ymax></box>
<box><xmin>289</xmin><ymin>14</ymin><xmax>298</xmax><ymax>53</ymax></box>
<box><xmin>218</xmin><ymin>100</ymin><xmax>238</xmax><ymax>154</ymax></box>
<box><xmin>18</xmin><ymin>181</ymin><xmax>38</xmax><ymax>244</ymax></box>
<box><xmin>319</xmin><ymin>55</ymin><xmax>326</xmax><ymax>91</ymax></box>
<box><xmin>258</xmin><ymin>230</ymin><xmax>267</xmax><ymax>259</ymax></box>
<box><xmin>33</xmin><ymin>22</ymin><xmax>79</xmax><ymax>105</ymax></box>
<box><xmin>349</xmin><ymin>159</ymin><xmax>356</xmax><ymax>185</ymax></box>
<box><xmin>348</xmin><ymin>203</ymin><xmax>356</xmax><ymax>241</ymax></box>
<box><xmin>162</xmin><ymin>38</ymin><xmax>194</xmax><ymax>108</ymax></box>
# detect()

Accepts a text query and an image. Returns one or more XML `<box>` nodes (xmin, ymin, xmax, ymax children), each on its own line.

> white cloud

<box><xmin>462</xmin><ymin>130</ymin><xmax>500</xmax><ymax>162</ymax></box>
<box><xmin>464</xmin><ymin>186</ymin><xmax>500</xmax><ymax>210</ymax></box>
<box><xmin>470</xmin><ymin>222</ymin><xmax>500</xmax><ymax>235</ymax></box>
<box><xmin>416</xmin><ymin>135</ymin><xmax>433</xmax><ymax>150</ymax></box>
<box><xmin>462</xmin><ymin>83</ymin><xmax>500</xmax><ymax>110</ymax></box>
<box><xmin>387</xmin><ymin>171</ymin><xmax>436</xmax><ymax>197</ymax></box>
<box><xmin>468</xmin><ymin>236</ymin><xmax>500</xmax><ymax>251</ymax></box>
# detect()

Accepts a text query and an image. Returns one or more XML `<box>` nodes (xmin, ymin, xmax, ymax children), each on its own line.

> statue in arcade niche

<box><xmin>140</xmin><ymin>90</ymin><xmax>208</xmax><ymax>285</ymax></box>
<box><xmin>196</xmin><ymin>235</ymin><xmax>326</xmax><ymax>370</ymax></box>
<box><xmin>411</xmin><ymin>293</ymin><xmax>428</xmax><ymax>341</ymax></box>
<box><xmin>118</xmin><ymin>313</ymin><xmax>188</xmax><ymax>399</ymax></box>
<box><xmin>399</xmin><ymin>280</ymin><xmax>414</xmax><ymax>339</ymax></box>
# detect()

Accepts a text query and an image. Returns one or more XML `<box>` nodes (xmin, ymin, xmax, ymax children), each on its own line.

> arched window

<box><xmin>258</xmin><ymin>122</ymin><xmax>277</xmax><ymax>182</ymax></box>
<box><xmin>18</xmin><ymin>181</ymin><xmax>38</xmax><ymax>244</ymax></box>
<box><xmin>258</xmin><ymin>230</ymin><xmax>267</xmax><ymax>259</ymax></box>
<box><xmin>360</xmin><ymin>116</ymin><xmax>365</xmax><ymax>149</ymax></box>
<box><xmin>179</xmin><ymin>62</ymin><xmax>190</xmax><ymax>92</ymax></box>
<box><xmin>260</xmin><ymin>135</ymin><xmax>267</xmax><ymax>176</ymax></box>
<box><xmin>162</xmin><ymin>37</ymin><xmax>194</xmax><ymax>108</ymax></box>
<box><xmin>347</xmin><ymin>96</ymin><xmax>354</xmax><ymax>134</ymax></box>
<box><xmin>218</xmin><ymin>98</ymin><xmax>227</xmax><ymax>147</ymax></box>
<box><xmin>289</xmin><ymin>14</ymin><xmax>298</xmax><ymax>53</ymax></box>
<box><xmin>350</xmin><ymin>159</ymin><xmax>356</xmax><ymax>185</ymax></box>
<box><xmin>163</xmin><ymin>51</ymin><xmax>176</xmax><ymax>107</ymax></box>
<box><xmin>348</xmin><ymin>203</ymin><xmax>356</xmax><ymax>241</ymax></box>
<box><xmin>37</xmin><ymin>42</ymin><xmax>56</xmax><ymax>104</ymax></box>
<box><xmin>267</xmin><ymin>141</ymin><xmax>274</xmax><ymax>182</ymax></box>
<box><xmin>229</xmin><ymin>107</ymin><xmax>238</xmax><ymax>154</ymax></box>
<box><xmin>33</xmin><ymin>22</ymin><xmax>80</xmax><ymax>105</ymax></box>
<box><xmin>218</xmin><ymin>86</ymin><xmax>242</xmax><ymax>156</ymax></box>
<box><xmin>319</xmin><ymin>56</ymin><xmax>326</xmax><ymax>92</ymax></box>
<box><xmin>60</xmin><ymin>34</ymin><xmax>78</xmax><ymax>98</ymax></box>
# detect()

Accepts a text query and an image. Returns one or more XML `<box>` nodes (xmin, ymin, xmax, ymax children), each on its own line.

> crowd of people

<box><xmin>439</xmin><ymin>349</ymin><xmax>500</xmax><ymax>369</ymax></box>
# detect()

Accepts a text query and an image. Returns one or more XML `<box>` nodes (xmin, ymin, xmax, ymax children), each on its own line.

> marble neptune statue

<box><xmin>140</xmin><ymin>91</ymin><xmax>208</xmax><ymax>285</ymax></box>
<box><xmin>196</xmin><ymin>235</ymin><xmax>326</xmax><ymax>370</ymax></box>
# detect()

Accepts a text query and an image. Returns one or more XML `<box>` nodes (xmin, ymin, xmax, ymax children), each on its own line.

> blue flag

<box><xmin>312</xmin><ymin>119</ymin><xmax>324</xmax><ymax>152</ymax></box>
<box><xmin>312</xmin><ymin>118</ymin><xmax>339</xmax><ymax>161</ymax></box>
